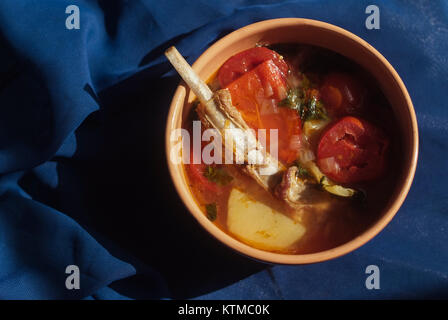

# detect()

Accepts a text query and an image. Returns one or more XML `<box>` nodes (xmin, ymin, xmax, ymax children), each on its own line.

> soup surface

<box><xmin>181</xmin><ymin>44</ymin><xmax>400</xmax><ymax>254</ymax></box>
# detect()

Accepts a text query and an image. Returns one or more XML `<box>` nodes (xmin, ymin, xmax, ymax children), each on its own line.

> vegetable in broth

<box><xmin>177</xmin><ymin>44</ymin><xmax>399</xmax><ymax>254</ymax></box>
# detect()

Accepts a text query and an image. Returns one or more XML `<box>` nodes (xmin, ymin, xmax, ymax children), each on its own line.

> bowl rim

<box><xmin>165</xmin><ymin>18</ymin><xmax>419</xmax><ymax>264</ymax></box>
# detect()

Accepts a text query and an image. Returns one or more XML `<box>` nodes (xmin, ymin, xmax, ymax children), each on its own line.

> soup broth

<box><xmin>182</xmin><ymin>44</ymin><xmax>400</xmax><ymax>254</ymax></box>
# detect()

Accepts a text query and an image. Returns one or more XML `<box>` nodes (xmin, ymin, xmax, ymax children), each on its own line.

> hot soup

<box><xmin>178</xmin><ymin>44</ymin><xmax>400</xmax><ymax>254</ymax></box>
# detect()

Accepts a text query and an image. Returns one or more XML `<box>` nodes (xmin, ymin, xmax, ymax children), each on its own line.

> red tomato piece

<box><xmin>225</xmin><ymin>60</ymin><xmax>301</xmax><ymax>164</ymax></box>
<box><xmin>186</xmin><ymin>163</ymin><xmax>219</xmax><ymax>193</ymax></box>
<box><xmin>320</xmin><ymin>73</ymin><xmax>364</xmax><ymax>116</ymax></box>
<box><xmin>317</xmin><ymin>116</ymin><xmax>389</xmax><ymax>183</ymax></box>
<box><xmin>218</xmin><ymin>47</ymin><xmax>289</xmax><ymax>87</ymax></box>
<box><xmin>185</xmin><ymin>150</ymin><xmax>219</xmax><ymax>193</ymax></box>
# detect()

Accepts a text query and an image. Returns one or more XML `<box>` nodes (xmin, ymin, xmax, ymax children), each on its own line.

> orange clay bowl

<box><xmin>165</xmin><ymin>18</ymin><xmax>418</xmax><ymax>264</ymax></box>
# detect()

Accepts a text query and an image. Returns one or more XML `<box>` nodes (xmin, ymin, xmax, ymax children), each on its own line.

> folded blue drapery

<box><xmin>0</xmin><ymin>0</ymin><xmax>447</xmax><ymax>299</ymax></box>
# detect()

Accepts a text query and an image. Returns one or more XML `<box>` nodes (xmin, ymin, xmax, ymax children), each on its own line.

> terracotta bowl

<box><xmin>165</xmin><ymin>18</ymin><xmax>418</xmax><ymax>264</ymax></box>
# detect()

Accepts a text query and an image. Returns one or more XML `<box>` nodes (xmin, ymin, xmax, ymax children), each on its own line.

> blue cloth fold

<box><xmin>0</xmin><ymin>0</ymin><xmax>447</xmax><ymax>299</ymax></box>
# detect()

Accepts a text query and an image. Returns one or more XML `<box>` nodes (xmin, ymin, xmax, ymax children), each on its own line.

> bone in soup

<box><xmin>181</xmin><ymin>44</ymin><xmax>399</xmax><ymax>254</ymax></box>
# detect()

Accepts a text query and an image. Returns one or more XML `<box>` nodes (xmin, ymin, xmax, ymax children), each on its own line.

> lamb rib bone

<box><xmin>165</xmin><ymin>46</ymin><xmax>284</xmax><ymax>191</ymax></box>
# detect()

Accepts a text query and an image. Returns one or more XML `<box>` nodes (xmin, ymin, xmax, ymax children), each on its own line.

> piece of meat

<box><xmin>275</xmin><ymin>165</ymin><xmax>333</xmax><ymax>212</ymax></box>
<box><xmin>197</xmin><ymin>89</ymin><xmax>284</xmax><ymax>191</ymax></box>
<box><xmin>275</xmin><ymin>166</ymin><xmax>307</xmax><ymax>204</ymax></box>
<box><xmin>165</xmin><ymin>46</ymin><xmax>339</xmax><ymax>210</ymax></box>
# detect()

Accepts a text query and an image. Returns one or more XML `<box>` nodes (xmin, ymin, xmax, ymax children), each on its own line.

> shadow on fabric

<box><xmin>18</xmin><ymin>48</ymin><xmax>267</xmax><ymax>299</ymax></box>
<box><xmin>72</xmin><ymin>64</ymin><xmax>267</xmax><ymax>299</ymax></box>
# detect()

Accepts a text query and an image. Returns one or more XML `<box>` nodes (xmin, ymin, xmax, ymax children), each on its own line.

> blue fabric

<box><xmin>0</xmin><ymin>0</ymin><xmax>447</xmax><ymax>299</ymax></box>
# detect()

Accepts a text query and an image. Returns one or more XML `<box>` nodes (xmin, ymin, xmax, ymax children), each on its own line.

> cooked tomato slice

<box><xmin>218</xmin><ymin>47</ymin><xmax>289</xmax><ymax>88</ymax></box>
<box><xmin>185</xmin><ymin>150</ymin><xmax>219</xmax><ymax>193</ymax></box>
<box><xmin>320</xmin><ymin>73</ymin><xmax>364</xmax><ymax>116</ymax></box>
<box><xmin>317</xmin><ymin>116</ymin><xmax>389</xmax><ymax>183</ymax></box>
<box><xmin>186</xmin><ymin>163</ymin><xmax>219</xmax><ymax>193</ymax></box>
<box><xmin>226</xmin><ymin>60</ymin><xmax>301</xmax><ymax>164</ymax></box>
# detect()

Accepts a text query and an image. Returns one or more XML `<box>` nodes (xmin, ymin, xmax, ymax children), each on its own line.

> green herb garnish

<box><xmin>205</xmin><ymin>203</ymin><xmax>217</xmax><ymax>221</ymax></box>
<box><xmin>279</xmin><ymin>74</ymin><xmax>328</xmax><ymax>123</ymax></box>
<box><xmin>295</xmin><ymin>162</ymin><xmax>311</xmax><ymax>179</ymax></box>
<box><xmin>279</xmin><ymin>88</ymin><xmax>303</xmax><ymax>111</ymax></box>
<box><xmin>301</xmin><ymin>96</ymin><xmax>328</xmax><ymax>122</ymax></box>
<box><xmin>203</xmin><ymin>166</ymin><xmax>233</xmax><ymax>186</ymax></box>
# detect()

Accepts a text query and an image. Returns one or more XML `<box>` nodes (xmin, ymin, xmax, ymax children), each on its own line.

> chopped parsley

<box><xmin>278</xmin><ymin>88</ymin><xmax>302</xmax><ymax>111</ymax></box>
<box><xmin>295</xmin><ymin>163</ymin><xmax>312</xmax><ymax>179</ymax></box>
<box><xmin>205</xmin><ymin>203</ymin><xmax>217</xmax><ymax>221</ymax></box>
<box><xmin>301</xmin><ymin>95</ymin><xmax>328</xmax><ymax>122</ymax></box>
<box><xmin>203</xmin><ymin>166</ymin><xmax>233</xmax><ymax>186</ymax></box>
<box><xmin>279</xmin><ymin>74</ymin><xmax>328</xmax><ymax>123</ymax></box>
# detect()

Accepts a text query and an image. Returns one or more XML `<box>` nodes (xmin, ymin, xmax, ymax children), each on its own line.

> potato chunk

<box><xmin>227</xmin><ymin>189</ymin><xmax>306</xmax><ymax>251</ymax></box>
